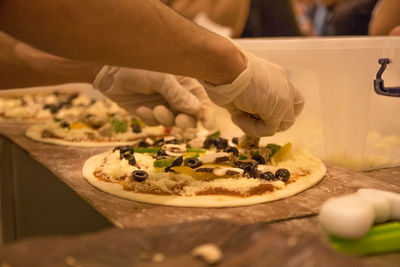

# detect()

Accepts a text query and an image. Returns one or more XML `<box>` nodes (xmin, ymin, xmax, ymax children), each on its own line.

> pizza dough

<box><xmin>82</xmin><ymin>147</ymin><xmax>326</xmax><ymax>207</ymax></box>
<box><xmin>25</xmin><ymin>123</ymin><xmax>165</xmax><ymax>147</ymax></box>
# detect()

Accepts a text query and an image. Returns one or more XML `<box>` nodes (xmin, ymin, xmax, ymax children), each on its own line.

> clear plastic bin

<box><xmin>226</xmin><ymin>37</ymin><xmax>400</xmax><ymax>170</ymax></box>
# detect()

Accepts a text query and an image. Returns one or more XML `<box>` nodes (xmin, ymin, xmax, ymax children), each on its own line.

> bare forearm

<box><xmin>0</xmin><ymin>32</ymin><xmax>101</xmax><ymax>89</ymax></box>
<box><xmin>0</xmin><ymin>0</ymin><xmax>245</xmax><ymax>85</ymax></box>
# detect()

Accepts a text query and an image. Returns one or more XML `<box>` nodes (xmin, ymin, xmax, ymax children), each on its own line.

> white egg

<box><xmin>319</xmin><ymin>196</ymin><xmax>375</xmax><ymax>239</ymax></box>
<box><xmin>357</xmin><ymin>188</ymin><xmax>400</xmax><ymax>220</ymax></box>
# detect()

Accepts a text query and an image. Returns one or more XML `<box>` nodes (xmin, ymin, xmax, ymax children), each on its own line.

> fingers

<box><xmin>199</xmin><ymin>107</ymin><xmax>216</xmax><ymax>130</ymax></box>
<box><xmin>157</xmin><ymin>75</ymin><xmax>202</xmax><ymax>115</ymax></box>
<box><xmin>278</xmin><ymin>107</ymin><xmax>295</xmax><ymax>132</ymax></box>
<box><xmin>292</xmin><ymin>85</ymin><xmax>305</xmax><ymax>117</ymax></box>
<box><xmin>231</xmin><ymin>112</ymin><xmax>281</xmax><ymax>137</ymax></box>
<box><xmin>136</xmin><ymin>105</ymin><xmax>174</xmax><ymax>127</ymax></box>
<box><xmin>136</xmin><ymin>105</ymin><xmax>199</xmax><ymax>129</ymax></box>
<box><xmin>175</xmin><ymin>113</ymin><xmax>197</xmax><ymax>129</ymax></box>
<box><xmin>153</xmin><ymin>105</ymin><xmax>174</xmax><ymax>127</ymax></box>
<box><xmin>135</xmin><ymin>106</ymin><xmax>159</xmax><ymax>126</ymax></box>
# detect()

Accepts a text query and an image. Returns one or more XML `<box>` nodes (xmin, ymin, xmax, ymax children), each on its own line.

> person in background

<box><xmin>325</xmin><ymin>0</ymin><xmax>378</xmax><ymax>35</ymax></box>
<box><xmin>0</xmin><ymin>0</ymin><xmax>304</xmax><ymax>137</ymax></box>
<box><xmin>292</xmin><ymin>0</ymin><xmax>380</xmax><ymax>36</ymax></box>
<box><xmin>163</xmin><ymin>0</ymin><xmax>301</xmax><ymax>38</ymax></box>
<box><xmin>369</xmin><ymin>0</ymin><xmax>400</xmax><ymax>35</ymax></box>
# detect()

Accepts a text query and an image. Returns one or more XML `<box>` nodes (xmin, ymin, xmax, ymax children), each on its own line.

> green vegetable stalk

<box><xmin>329</xmin><ymin>222</ymin><xmax>400</xmax><ymax>255</ymax></box>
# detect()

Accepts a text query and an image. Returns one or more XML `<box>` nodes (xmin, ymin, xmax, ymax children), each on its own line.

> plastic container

<box><xmin>226</xmin><ymin>37</ymin><xmax>400</xmax><ymax>170</ymax></box>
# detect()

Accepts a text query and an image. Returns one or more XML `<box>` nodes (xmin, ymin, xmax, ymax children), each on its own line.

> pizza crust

<box><xmin>82</xmin><ymin>151</ymin><xmax>326</xmax><ymax>207</ymax></box>
<box><xmin>25</xmin><ymin>124</ymin><xmax>161</xmax><ymax>147</ymax></box>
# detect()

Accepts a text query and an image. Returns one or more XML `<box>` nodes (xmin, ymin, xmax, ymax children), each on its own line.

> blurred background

<box><xmin>163</xmin><ymin>0</ymin><xmax>399</xmax><ymax>38</ymax></box>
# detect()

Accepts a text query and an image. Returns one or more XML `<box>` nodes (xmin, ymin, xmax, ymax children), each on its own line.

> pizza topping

<box><xmin>60</xmin><ymin>121</ymin><xmax>70</xmax><ymax>129</ymax></box>
<box><xmin>165</xmin><ymin>138</ymin><xmax>180</xmax><ymax>145</ymax></box>
<box><xmin>251</xmin><ymin>154</ymin><xmax>266</xmax><ymax>165</ymax></box>
<box><xmin>69</xmin><ymin>122</ymin><xmax>91</xmax><ymax>130</ymax></box>
<box><xmin>132</xmin><ymin>123</ymin><xmax>142</xmax><ymax>133</ymax></box>
<box><xmin>132</xmin><ymin>170</ymin><xmax>148</xmax><ymax>182</ymax></box>
<box><xmin>131</xmin><ymin>119</ymin><xmax>143</xmax><ymax>133</ymax></box>
<box><xmin>260</xmin><ymin>171</ymin><xmax>276</xmax><ymax>181</ymax></box>
<box><xmin>243</xmin><ymin>165</ymin><xmax>258</xmax><ymax>178</ymax></box>
<box><xmin>113</xmin><ymin>145</ymin><xmax>135</xmax><ymax>154</ymax></box>
<box><xmin>41</xmin><ymin>129</ymin><xmax>53</xmax><ymax>138</ymax></box>
<box><xmin>145</xmin><ymin>138</ymin><xmax>155</xmax><ymax>146</ymax></box>
<box><xmin>213</xmin><ymin>167</ymin><xmax>243</xmax><ymax>177</ymax></box>
<box><xmin>203</xmin><ymin>137</ymin><xmax>214</xmax><ymax>149</ymax></box>
<box><xmin>197</xmin><ymin>152</ymin><xmax>231</xmax><ymax>164</ymax></box>
<box><xmin>213</xmin><ymin>137</ymin><xmax>228</xmax><ymax>150</ymax></box>
<box><xmin>163</xmin><ymin>135</ymin><xmax>176</xmax><ymax>142</ymax></box>
<box><xmin>238</xmin><ymin>135</ymin><xmax>260</xmax><ymax>149</ymax></box>
<box><xmin>270</xmin><ymin>143</ymin><xmax>292</xmax><ymax>163</ymax></box>
<box><xmin>162</xmin><ymin>144</ymin><xmax>186</xmax><ymax>157</ymax></box>
<box><xmin>184</xmin><ymin>158</ymin><xmax>202</xmax><ymax>169</ymax></box>
<box><xmin>235</xmin><ymin>159</ymin><xmax>257</xmax><ymax>170</ymax></box>
<box><xmin>171</xmin><ymin>156</ymin><xmax>182</xmax><ymax>167</ymax></box>
<box><xmin>195</xmin><ymin>167</ymin><xmax>214</xmax><ymax>173</ymax></box>
<box><xmin>138</xmin><ymin>140</ymin><xmax>150</xmax><ymax>148</ymax></box>
<box><xmin>231</xmin><ymin>137</ymin><xmax>239</xmax><ymax>145</ymax></box>
<box><xmin>275</xmin><ymin>168</ymin><xmax>291</xmax><ymax>182</ymax></box>
<box><xmin>223</xmin><ymin>146</ymin><xmax>239</xmax><ymax>156</ymax></box>
<box><xmin>154</xmin><ymin>158</ymin><xmax>177</xmax><ymax>168</ymax></box>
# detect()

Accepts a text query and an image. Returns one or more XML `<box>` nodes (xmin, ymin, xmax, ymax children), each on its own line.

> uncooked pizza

<box><xmin>82</xmin><ymin>133</ymin><xmax>326</xmax><ymax>207</ymax></box>
<box><xmin>25</xmin><ymin>110</ymin><xmax>166</xmax><ymax>147</ymax></box>
<box><xmin>0</xmin><ymin>91</ymin><xmax>120</xmax><ymax>122</ymax></box>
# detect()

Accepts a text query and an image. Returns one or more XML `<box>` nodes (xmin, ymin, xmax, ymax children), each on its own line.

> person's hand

<box><xmin>93</xmin><ymin>66</ymin><xmax>214</xmax><ymax>129</ymax></box>
<box><xmin>201</xmin><ymin>47</ymin><xmax>305</xmax><ymax>137</ymax></box>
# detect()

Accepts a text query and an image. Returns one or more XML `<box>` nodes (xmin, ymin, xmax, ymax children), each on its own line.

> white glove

<box><xmin>93</xmin><ymin>66</ymin><xmax>214</xmax><ymax>129</ymax></box>
<box><xmin>200</xmin><ymin>45</ymin><xmax>305</xmax><ymax>137</ymax></box>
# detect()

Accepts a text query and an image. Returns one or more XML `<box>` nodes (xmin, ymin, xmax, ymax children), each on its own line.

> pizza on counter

<box><xmin>25</xmin><ymin>109</ymin><xmax>167</xmax><ymax>147</ymax></box>
<box><xmin>83</xmin><ymin>133</ymin><xmax>326</xmax><ymax>207</ymax></box>
<box><xmin>0</xmin><ymin>91</ymin><xmax>120</xmax><ymax>122</ymax></box>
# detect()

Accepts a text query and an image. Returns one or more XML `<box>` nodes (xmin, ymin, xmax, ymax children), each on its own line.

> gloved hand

<box><xmin>93</xmin><ymin>66</ymin><xmax>214</xmax><ymax>129</ymax></box>
<box><xmin>200</xmin><ymin>45</ymin><xmax>305</xmax><ymax>137</ymax></box>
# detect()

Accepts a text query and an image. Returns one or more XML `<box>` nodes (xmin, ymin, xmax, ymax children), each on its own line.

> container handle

<box><xmin>374</xmin><ymin>58</ymin><xmax>400</xmax><ymax>97</ymax></box>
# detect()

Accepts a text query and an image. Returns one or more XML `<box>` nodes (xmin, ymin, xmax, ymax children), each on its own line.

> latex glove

<box><xmin>200</xmin><ymin>45</ymin><xmax>305</xmax><ymax>137</ymax></box>
<box><xmin>93</xmin><ymin>66</ymin><xmax>214</xmax><ymax>129</ymax></box>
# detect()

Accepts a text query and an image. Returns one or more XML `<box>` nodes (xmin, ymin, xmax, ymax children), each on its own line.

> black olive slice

<box><xmin>243</xmin><ymin>165</ymin><xmax>258</xmax><ymax>178</ymax></box>
<box><xmin>224</xmin><ymin>146</ymin><xmax>239</xmax><ymax>156</ymax></box>
<box><xmin>260</xmin><ymin>171</ymin><xmax>276</xmax><ymax>181</ymax></box>
<box><xmin>165</xmin><ymin>139</ymin><xmax>179</xmax><ymax>144</ymax></box>
<box><xmin>137</xmin><ymin>140</ymin><xmax>149</xmax><ymax>148</ymax></box>
<box><xmin>132</xmin><ymin>124</ymin><xmax>142</xmax><ymax>133</ymax></box>
<box><xmin>60</xmin><ymin>121</ymin><xmax>70</xmax><ymax>128</ymax></box>
<box><xmin>203</xmin><ymin>137</ymin><xmax>214</xmax><ymax>148</ymax></box>
<box><xmin>184</xmin><ymin>158</ymin><xmax>202</xmax><ymax>169</ymax></box>
<box><xmin>132</xmin><ymin>170</ymin><xmax>148</xmax><ymax>182</ymax></box>
<box><xmin>251</xmin><ymin>155</ymin><xmax>266</xmax><ymax>165</ymax></box>
<box><xmin>232</xmin><ymin>137</ymin><xmax>239</xmax><ymax>145</ymax></box>
<box><xmin>113</xmin><ymin>145</ymin><xmax>134</xmax><ymax>154</ymax></box>
<box><xmin>275</xmin><ymin>168</ymin><xmax>291</xmax><ymax>182</ymax></box>
<box><xmin>171</xmin><ymin>156</ymin><xmax>183</xmax><ymax>167</ymax></box>
<box><xmin>213</xmin><ymin>137</ymin><xmax>228</xmax><ymax>150</ymax></box>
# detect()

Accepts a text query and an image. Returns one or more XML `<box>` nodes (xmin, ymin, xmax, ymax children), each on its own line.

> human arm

<box><xmin>0</xmin><ymin>0</ymin><xmax>245</xmax><ymax>86</ymax></box>
<box><xmin>0</xmin><ymin>0</ymin><xmax>304</xmax><ymax>136</ymax></box>
<box><xmin>369</xmin><ymin>0</ymin><xmax>400</xmax><ymax>35</ymax></box>
<box><xmin>0</xmin><ymin>31</ymin><xmax>101</xmax><ymax>89</ymax></box>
